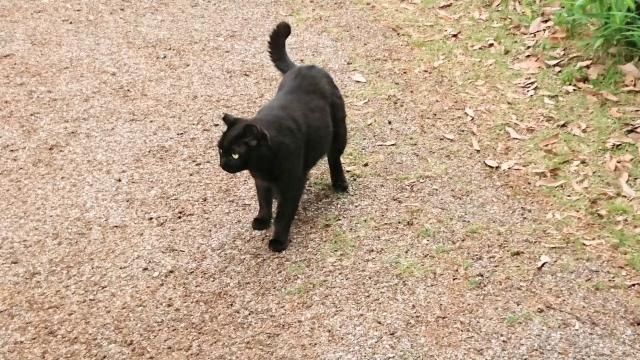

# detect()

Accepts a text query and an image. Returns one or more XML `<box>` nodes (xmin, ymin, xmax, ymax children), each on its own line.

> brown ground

<box><xmin>1</xmin><ymin>1</ymin><xmax>639</xmax><ymax>359</ymax></box>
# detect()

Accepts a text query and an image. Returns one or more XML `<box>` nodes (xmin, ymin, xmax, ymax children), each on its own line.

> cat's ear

<box><xmin>222</xmin><ymin>113</ymin><xmax>239</xmax><ymax>127</ymax></box>
<box><xmin>242</xmin><ymin>123</ymin><xmax>269</xmax><ymax>146</ymax></box>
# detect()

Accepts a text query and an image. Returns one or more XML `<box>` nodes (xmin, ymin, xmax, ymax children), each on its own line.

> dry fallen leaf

<box><xmin>471</xmin><ymin>137</ymin><xmax>480</xmax><ymax>151</ymax></box>
<box><xmin>484</xmin><ymin>159</ymin><xmax>499</xmax><ymax>168</ymax></box>
<box><xmin>609</xmin><ymin>107</ymin><xmax>623</xmax><ymax>118</ymax></box>
<box><xmin>354</xmin><ymin>99</ymin><xmax>369</xmax><ymax>106</ymax></box>
<box><xmin>605</xmin><ymin>155</ymin><xmax>618</xmax><ymax>172</ymax></box>
<box><xmin>624</xmin><ymin>74</ymin><xmax>636</xmax><ymax>87</ymax></box>
<box><xmin>600</xmin><ymin>91</ymin><xmax>620</xmax><ymax>102</ymax></box>
<box><xmin>529</xmin><ymin>17</ymin><xmax>543</xmax><ymax>34</ymax></box>
<box><xmin>506</xmin><ymin>126</ymin><xmax>524</xmax><ymax>139</ymax></box>
<box><xmin>618</xmin><ymin>62</ymin><xmax>640</xmax><ymax>79</ymax></box>
<box><xmin>536</xmin><ymin>179</ymin><xmax>566</xmax><ymax>187</ymax></box>
<box><xmin>618</xmin><ymin>171</ymin><xmax>636</xmax><ymax>198</ymax></box>
<box><xmin>537</xmin><ymin>255</ymin><xmax>551</xmax><ymax>269</ymax></box>
<box><xmin>465</xmin><ymin>107</ymin><xmax>475</xmax><ymax>118</ymax></box>
<box><xmin>568</xmin><ymin>123</ymin><xmax>584</xmax><ymax>137</ymax></box>
<box><xmin>352</xmin><ymin>73</ymin><xmax>367</xmax><ymax>83</ymax></box>
<box><xmin>587</xmin><ymin>64</ymin><xmax>605</xmax><ymax>80</ymax></box>
<box><xmin>583</xmin><ymin>239</ymin><xmax>605</xmax><ymax>246</ymax></box>
<box><xmin>443</xmin><ymin>133</ymin><xmax>455</xmax><ymax>140</ymax></box>
<box><xmin>376</xmin><ymin>140</ymin><xmax>396</xmax><ymax>146</ymax></box>
<box><xmin>586</xmin><ymin>94</ymin><xmax>599</xmax><ymax>103</ymax></box>
<box><xmin>513</xmin><ymin>60</ymin><xmax>547</xmax><ymax>71</ymax></box>
<box><xmin>492</xmin><ymin>0</ymin><xmax>501</xmax><ymax>8</ymax></box>
<box><xmin>433</xmin><ymin>59</ymin><xmax>444</xmax><ymax>68</ymax></box>
<box><xmin>626</xmin><ymin>279</ymin><xmax>640</xmax><ymax>287</ymax></box>
<box><xmin>538</xmin><ymin>134</ymin><xmax>560</xmax><ymax>147</ymax></box>
<box><xmin>436</xmin><ymin>10</ymin><xmax>454</xmax><ymax>22</ymax></box>
<box><xmin>619</xmin><ymin>179</ymin><xmax>636</xmax><ymax>198</ymax></box>
<box><xmin>608</xmin><ymin>134</ymin><xmax>634</xmax><ymax>144</ymax></box>
<box><xmin>571</xmin><ymin>178</ymin><xmax>585</xmax><ymax>193</ymax></box>
<box><xmin>545</xmin><ymin>58</ymin><xmax>564</xmax><ymax>66</ymax></box>
<box><xmin>620</xmin><ymin>86</ymin><xmax>640</xmax><ymax>93</ymax></box>
<box><xmin>544</xmin><ymin>97</ymin><xmax>555</xmax><ymax>105</ymax></box>
<box><xmin>575</xmin><ymin>60</ymin><xmax>592</xmax><ymax>69</ymax></box>
<box><xmin>501</xmin><ymin>160</ymin><xmax>516</xmax><ymax>170</ymax></box>
<box><xmin>399</xmin><ymin>3</ymin><xmax>415</xmax><ymax>11</ymax></box>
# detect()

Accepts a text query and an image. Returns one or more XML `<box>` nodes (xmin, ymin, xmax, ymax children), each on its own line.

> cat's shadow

<box><xmin>276</xmin><ymin>179</ymin><xmax>348</xmax><ymax>231</ymax></box>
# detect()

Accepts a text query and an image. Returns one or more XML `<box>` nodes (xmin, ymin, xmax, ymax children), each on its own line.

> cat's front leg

<box><xmin>252</xmin><ymin>180</ymin><xmax>273</xmax><ymax>230</ymax></box>
<box><xmin>269</xmin><ymin>180</ymin><xmax>304</xmax><ymax>252</ymax></box>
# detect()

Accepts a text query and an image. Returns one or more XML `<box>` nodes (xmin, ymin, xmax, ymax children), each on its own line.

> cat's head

<box><xmin>217</xmin><ymin>113</ymin><xmax>269</xmax><ymax>174</ymax></box>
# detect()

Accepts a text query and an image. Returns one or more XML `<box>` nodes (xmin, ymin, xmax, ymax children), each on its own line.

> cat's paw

<box><xmin>268</xmin><ymin>237</ymin><xmax>289</xmax><ymax>252</ymax></box>
<box><xmin>252</xmin><ymin>217</ymin><xmax>272</xmax><ymax>231</ymax></box>
<box><xmin>332</xmin><ymin>180</ymin><xmax>349</xmax><ymax>193</ymax></box>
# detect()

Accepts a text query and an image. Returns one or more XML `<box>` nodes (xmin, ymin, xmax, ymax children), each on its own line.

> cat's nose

<box><xmin>220</xmin><ymin>159</ymin><xmax>234</xmax><ymax>173</ymax></box>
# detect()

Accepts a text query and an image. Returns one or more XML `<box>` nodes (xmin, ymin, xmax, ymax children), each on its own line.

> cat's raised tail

<box><xmin>268</xmin><ymin>22</ymin><xmax>297</xmax><ymax>75</ymax></box>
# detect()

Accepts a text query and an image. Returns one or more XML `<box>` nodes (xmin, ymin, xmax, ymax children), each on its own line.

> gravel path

<box><xmin>1</xmin><ymin>1</ymin><xmax>638</xmax><ymax>359</ymax></box>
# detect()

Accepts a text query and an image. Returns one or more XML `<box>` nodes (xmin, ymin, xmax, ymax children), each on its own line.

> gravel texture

<box><xmin>1</xmin><ymin>1</ymin><xmax>639</xmax><ymax>359</ymax></box>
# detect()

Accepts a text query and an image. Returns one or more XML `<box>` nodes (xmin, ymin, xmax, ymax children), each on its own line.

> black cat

<box><xmin>217</xmin><ymin>21</ymin><xmax>348</xmax><ymax>252</ymax></box>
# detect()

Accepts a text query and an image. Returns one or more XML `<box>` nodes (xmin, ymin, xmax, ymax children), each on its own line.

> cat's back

<box><xmin>277</xmin><ymin>65</ymin><xmax>338</xmax><ymax>98</ymax></box>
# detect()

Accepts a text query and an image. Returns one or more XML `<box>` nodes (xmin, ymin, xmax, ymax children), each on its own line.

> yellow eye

<box><xmin>231</xmin><ymin>154</ymin><xmax>239</xmax><ymax>159</ymax></box>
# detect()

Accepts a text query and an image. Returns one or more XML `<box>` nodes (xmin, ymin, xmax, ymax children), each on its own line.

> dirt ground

<box><xmin>1</xmin><ymin>1</ymin><xmax>639</xmax><ymax>359</ymax></box>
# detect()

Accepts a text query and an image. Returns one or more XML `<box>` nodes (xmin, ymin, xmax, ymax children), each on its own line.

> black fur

<box><xmin>217</xmin><ymin>21</ymin><xmax>348</xmax><ymax>253</ymax></box>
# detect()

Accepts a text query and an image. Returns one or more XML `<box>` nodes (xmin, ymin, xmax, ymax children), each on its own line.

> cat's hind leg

<box><xmin>328</xmin><ymin>97</ymin><xmax>348</xmax><ymax>192</ymax></box>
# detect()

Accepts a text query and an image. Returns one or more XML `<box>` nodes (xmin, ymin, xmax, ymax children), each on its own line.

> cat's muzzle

<box><xmin>220</xmin><ymin>160</ymin><xmax>244</xmax><ymax>174</ymax></box>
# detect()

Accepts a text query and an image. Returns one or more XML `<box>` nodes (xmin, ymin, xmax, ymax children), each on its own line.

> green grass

<box><xmin>466</xmin><ymin>225</ymin><xmax>483</xmax><ymax>234</ymax></box>
<box><xmin>287</xmin><ymin>262</ymin><xmax>306</xmax><ymax>275</ymax></box>
<box><xmin>281</xmin><ymin>284</ymin><xmax>306</xmax><ymax>296</ymax></box>
<box><xmin>281</xmin><ymin>280</ymin><xmax>328</xmax><ymax>296</ymax></box>
<box><xmin>556</xmin><ymin>0</ymin><xmax>640</xmax><ymax>55</ymax></box>
<box><xmin>392</xmin><ymin>255</ymin><xmax>429</xmax><ymax>277</ymax></box>
<box><xmin>629</xmin><ymin>253</ymin><xmax>640</xmax><ymax>271</ymax></box>
<box><xmin>434</xmin><ymin>245</ymin><xmax>452</xmax><ymax>254</ymax></box>
<box><xmin>606</xmin><ymin>201</ymin><xmax>635</xmax><ymax>216</ymax></box>
<box><xmin>326</xmin><ymin>229</ymin><xmax>356</xmax><ymax>253</ymax></box>
<box><xmin>418</xmin><ymin>228</ymin><xmax>436</xmax><ymax>238</ymax></box>
<box><xmin>592</xmin><ymin>281</ymin><xmax>609</xmax><ymax>291</ymax></box>
<box><xmin>505</xmin><ymin>315</ymin><xmax>519</xmax><ymax>326</ymax></box>
<box><xmin>323</xmin><ymin>214</ymin><xmax>340</xmax><ymax>228</ymax></box>
<box><xmin>467</xmin><ymin>278</ymin><xmax>482</xmax><ymax>288</ymax></box>
<box><xmin>348</xmin><ymin>0</ymin><xmax>640</xmax><ymax>274</ymax></box>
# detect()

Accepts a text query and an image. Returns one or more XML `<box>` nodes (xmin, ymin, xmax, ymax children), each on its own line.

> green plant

<box><xmin>557</xmin><ymin>0</ymin><xmax>640</xmax><ymax>53</ymax></box>
<box><xmin>468</xmin><ymin>278</ymin><xmax>482</xmax><ymax>288</ymax></box>
<box><xmin>505</xmin><ymin>315</ymin><xmax>519</xmax><ymax>325</ymax></box>
<box><xmin>326</xmin><ymin>229</ymin><xmax>355</xmax><ymax>253</ymax></box>
<box><xmin>281</xmin><ymin>284</ymin><xmax>306</xmax><ymax>296</ymax></box>
<box><xmin>629</xmin><ymin>253</ymin><xmax>640</xmax><ymax>270</ymax></box>
<box><xmin>418</xmin><ymin>228</ymin><xmax>436</xmax><ymax>238</ymax></box>
<box><xmin>592</xmin><ymin>281</ymin><xmax>609</xmax><ymax>291</ymax></box>
<box><xmin>287</xmin><ymin>262</ymin><xmax>306</xmax><ymax>274</ymax></box>
<box><xmin>435</xmin><ymin>245</ymin><xmax>452</xmax><ymax>254</ymax></box>
<box><xmin>391</xmin><ymin>255</ymin><xmax>429</xmax><ymax>277</ymax></box>
<box><xmin>467</xmin><ymin>225</ymin><xmax>483</xmax><ymax>234</ymax></box>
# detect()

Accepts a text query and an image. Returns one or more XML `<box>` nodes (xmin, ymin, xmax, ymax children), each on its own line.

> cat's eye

<box><xmin>231</xmin><ymin>154</ymin><xmax>239</xmax><ymax>159</ymax></box>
